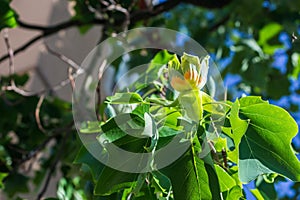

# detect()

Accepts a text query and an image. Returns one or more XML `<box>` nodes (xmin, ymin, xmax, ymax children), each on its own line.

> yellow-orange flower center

<box><xmin>184</xmin><ymin>70</ymin><xmax>202</xmax><ymax>85</ymax></box>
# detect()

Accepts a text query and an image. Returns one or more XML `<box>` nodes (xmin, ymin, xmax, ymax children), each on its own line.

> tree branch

<box><xmin>0</xmin><ymin>19</ymin><xmax>105</xmax><ymax>63</ymax></box>
<box><xmin>0</xmin><ymin>0</ymin><xmax>232</xmax><ymax>64</ymax></box>
<box><xmin>35</xmin><ymin>94</ymin><xmax>46</xmax><ymax>134</ymax></box>
<box><xmin>185</xmin><ymin>0</ymin><xmax>232</xmax><ymax>9</ymax></box>
<box><xmin>130</xmin><ymin>0</ymin><xmax>181</xmax><ymax>23</ymax></box>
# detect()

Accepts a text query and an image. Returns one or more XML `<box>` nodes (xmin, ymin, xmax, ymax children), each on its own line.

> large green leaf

<box><xmin>94</xmin><ymin>134</ymin><xmax>150</xmax><ymax>195</ymax></box>
<box><xmin>94</xmin><ymin>113</ymin><xmax>155</xmax><ymax>196</ymax></box>
<box><xmin>161</xmin><ymin>137</ymin><xmax>222</xmax><ymax>200</ymax></box>
<box><xmin>238</xmin><ymin>102</ymin><xmax>300</xmax><ymax>182</ymax></box>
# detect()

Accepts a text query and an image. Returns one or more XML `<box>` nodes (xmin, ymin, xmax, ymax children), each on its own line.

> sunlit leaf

<box><xmin>238</xmin><ymin>102</ymin><xmax>300</xmax><ymax>182</ymax></box>
<box><xmin>106</xmin><ymin>92</ymin><xmax>143</xmax><ymax>104</ymax></box>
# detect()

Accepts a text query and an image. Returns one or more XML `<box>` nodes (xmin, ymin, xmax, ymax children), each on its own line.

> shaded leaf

<box><xmin>0</xmin><ymin>173</ymin><xmax>8</xmax><ymax>189</ymax></box>
<box><xmin>73</xmin><ymin>146</ymin><xmax>105</xmax><ymax>181</ymax></box>
<box><xmin>161</xmin><ymin>137</ymin><xmax>222</xmax><ymax>200</ymax></box>
<box><xmin>94</xmin><ymin>166</ymin><xmax>137</xmax><ymax>196</ymax></box>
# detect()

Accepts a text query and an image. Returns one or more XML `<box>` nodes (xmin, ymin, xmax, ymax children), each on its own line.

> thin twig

<box><xmin>2</xmin><ymin>67</ymin><xmax>84</xmax><ymax>96</ymax></box>
<box><xmin>68</xmin><ymin>67</ymin><xmax>75</xmax><ymax>91</ymax></box>
<box><xmin>45</xmin><ymin>44</ymin><xmax>81</xmax><ymax>70</ymax></box>
<box><xmin>2</xmin><ymin>43</ymin><xmax>83</xmax><ymax>96</ymax></box>
<box><xmin>3</xmin><ymin>29</ymin><xmax>16</xmax><ymax>86</ymax></box>
<box><xmin>222</xmin><ymin>148</ymin><xmax>228</xmax><ymax>168</ymax></box>
<box><xmin>35</xmin><ymin>94</ymin><xmax>46</xmax><ymax>134</ymax></box>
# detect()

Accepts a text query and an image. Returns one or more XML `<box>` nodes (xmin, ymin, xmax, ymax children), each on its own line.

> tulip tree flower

<box><xmin>168</xmin><ymin>53</ymin><xmax>210</xmax><ymax>122</ymax></box>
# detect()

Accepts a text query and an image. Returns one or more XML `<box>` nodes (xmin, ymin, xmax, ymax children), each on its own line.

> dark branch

<box><xmin>0</xmin><ymin>0</ymin><xmax>232</xmax><ymax>64</ymax></box>
<box><xmin>0</xmin><ymin>19</ymin><xmax>105</xmax><ymax>63</ymax></box>
<box><xmin>185</xmin><ymin>0</ymin><xmax>232</xmax><ymax>9</ymax></box>
<box><xmin>130</xmin><ymin>0</ymin><xmax>181</xmax><ymax>22</ymax></box>
<box><xmin>17</xmin><ymin>18</ymin><xmax>104</xmax><ymax>32</ymax></box>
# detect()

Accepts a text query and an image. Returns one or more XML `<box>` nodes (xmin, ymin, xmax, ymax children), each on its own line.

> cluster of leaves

<box><xmin>1</xmin><ymin>0</ymin><xmax>300</xmax><ymax>199</ymax></box>
<box><xmin>75</xmin><ymin>51</ymin><xmax>300</xmax><ymax>200</ymax></box>
<box><xmin>0</xmin><ymin>75</ymin><xmax>83</xmax><ymax>199</ymax></box>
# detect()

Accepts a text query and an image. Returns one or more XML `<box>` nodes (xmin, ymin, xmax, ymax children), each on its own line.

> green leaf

<box><xmin>254</xmin><ymin>175</ymin><xmax>277</xmax><ymax>200</ymax></box>
<box><xmin>99</xmin><ymin>113</ymin><xmax>144</xmax><ymax>143</ymax></box>
<box><xmin>0</xmin><ymin>0</ymin><xmax>18</xmax><ymax>30</ymax></box>
<box><xmin>226</xmin><ymin>186</ymin><xmax>244</xmax><ymax>200</ymax></box>
<box><xmin>258</xmin><ymin>23</ymin><xmax>283</xmax><ymax>54</ymax></box>
<box><xmin>262</xmin><ymin>44</ymin><xmax>284</xmax><ymax>55</ymax></box>
<box><xmin>250</xmin><ymin>189</ymin><xmax>264</xmax><ymax>200</ymax></box>
<box><xmin>161</xmin><ymin>137</ymin><xmax>222</xmax><ymax>200</ymax></box>
<box><xmin>258</xmin><ymin>23</ymin><xmax>282</xmax><ymax>46</ymax></box>
<box><xmin>0</xmin><ymin>173</ymin><xmax>8</xmax><ymax>189</ymax></box>
<box><xmin>239</xmin><ymin>96</ymin><xmax>268</xmax><ymax>107</ymax></box>
<box><xmin>94</xmin><ymin>166</ymin><xmax>137</xmax><ymax>196</ymax></box>
<box><xmin>151</xmin><ymin>171</ymin><xmax>172</xmax><ymax>195</ymax></box>
<box><xmin>158</xmin><ymin>126</ymin><xmax>182</xmax><ymax>137</ymax></box>
<box><xmin>238</xmin><ymin>102</ymin><xmax>300</xmax><ymax>182</ymax></box>
<box><xmin>155</xmin><ymin>107</ymin><xmax>182</xmax><ymax>130</ymax></box>
<box><xmin>94</xmin><ymin>134</ymin><xmax>150</xmax><ymax>195</ymax></box>
<box><xmin>228</xmin><ymin>100</ymin><xmax>249</xmax><ymax>163</ymax></box>
<box><xmin>166</xmin><ymin>53</ymin><xmax>180</xmax><ymax>71</ymax></box>
<box><xmin>132</xmin><ymin>103</ymin><xmax>150</xmax><ymax>118</ymax></box>
<box><xmin>149</xmin><ymin>50</ymin><xmax>175</xmax><ymax>70</ymax></box>
<box><xmin>214</xmin><ymin>165</ymin><xmax>236</xmax><ymax>192</ymax></box>
<box><xmin>106</xmin><ymin>92</ymin><xmax>143</xmax><ymax>104</ymax></box>
<box><xmin>73</xmin><ymin>146</ymin><xmax>105</xmax><ymax>181</ymax></box>
<box><xmin>214</xmin><ymin>137</ymin><xmax>227</xmax><ymax>152</ymax></box>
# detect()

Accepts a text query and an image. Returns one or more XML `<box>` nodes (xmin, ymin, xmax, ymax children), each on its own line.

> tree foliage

<box><xmin>0</xmin><ymin>0</ymin><xmax>300</xmax><ymax>199</ymax></box>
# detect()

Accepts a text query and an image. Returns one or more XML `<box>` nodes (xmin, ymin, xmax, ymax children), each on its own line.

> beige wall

<box><xmin>0</xmin><ymin>1</ymin><xmax>102</xmax><ymax>199</ymax></box>
<box><xmin>0</xmin><ymin>0</ymin><xmax>102</xmax><ymax>101</ymax></box>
